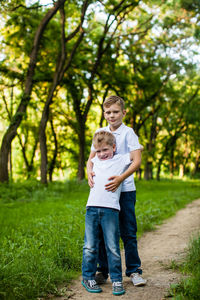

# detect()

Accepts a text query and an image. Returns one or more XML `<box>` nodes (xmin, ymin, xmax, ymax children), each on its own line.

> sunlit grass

<box><xmin>0</xmin><ymin>179</ymin><xmax>199</xmax><ymax>299</ymax></box>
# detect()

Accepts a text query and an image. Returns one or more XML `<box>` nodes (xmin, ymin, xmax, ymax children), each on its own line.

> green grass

<box><xmin>169</xmin><ymin>233</ymin><xmax>200</xmax><ymax>300</ymax></box>
<box><xmin>0</xmin><ymin>179</ymin><xmax>200</xmax><ymax>299</ymax></box>
<box><xmin>135</xmin><ymin>179</ymin><xmax>200</xmax><ymax>235</ymax></box>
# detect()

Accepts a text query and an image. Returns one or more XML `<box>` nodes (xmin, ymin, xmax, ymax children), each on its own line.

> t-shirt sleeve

<box><xmin>126</xmin><ymin>128</ymin><xmax>143</xmax><ymax>151</ymax></box>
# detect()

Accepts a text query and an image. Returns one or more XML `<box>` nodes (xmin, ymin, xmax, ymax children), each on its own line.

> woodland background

<box><xmin>0</xmin><ymin>0</ymin><xmax>200</xmax><ymax>184</ymax></box>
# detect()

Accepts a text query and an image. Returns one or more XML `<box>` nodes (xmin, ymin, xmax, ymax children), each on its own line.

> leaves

<box><xmin>0</xmin><ymin>0</ymin><xmax>200</xmax><ymax>181</ymax></box>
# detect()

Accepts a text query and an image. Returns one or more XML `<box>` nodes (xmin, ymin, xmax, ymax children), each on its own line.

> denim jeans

<box><xmin>97</xmin><ymin>191</ymin><xmax>142</xmax><ymax>277</ymax></box>
<box><xmin>82</xmin><ymin>207</ymin><xmax>122</xmax><ymax>282</ymax></box>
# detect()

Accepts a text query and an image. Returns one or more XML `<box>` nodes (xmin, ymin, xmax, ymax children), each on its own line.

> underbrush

<box><xmin>0</xmin><ymin>179</ymin><xmax>200</xmax><ymax>299</ymax></box>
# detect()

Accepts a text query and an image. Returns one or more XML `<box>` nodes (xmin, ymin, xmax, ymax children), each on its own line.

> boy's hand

<box><xmin>88</xmin><ymin>171</ymin><xmax>95</xmax><ymax>188</ymax></box>
<box><xmin>86</xmin><ymin>151</ymin><xmax>96</xmax><ymax>188</ymax></box>
<box><xmin>105</xmin><ymin>175</ymin><xmax>123</xmax><ymax>192</ymax></box>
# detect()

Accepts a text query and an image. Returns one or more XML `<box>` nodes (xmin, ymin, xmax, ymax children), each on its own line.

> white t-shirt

<box><xmin>91</xmin><ymin>123</ymin><xmax>142</xmax><ymax>191</ymax></box>
<box><xmin>86</xmin><ymin>153</ymin><xmax>131</xmax><ymax>211</ymax></box>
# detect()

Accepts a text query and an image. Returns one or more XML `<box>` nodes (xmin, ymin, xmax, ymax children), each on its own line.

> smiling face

<box><xmin>104</xmin><ymin>103</ymin><xmax>126</xmax><ymax>131</ymax></box>
<box><xmin>95</xmin><ymin>143</ymin><xmax>116</xmax><ymax>160</ymax></box>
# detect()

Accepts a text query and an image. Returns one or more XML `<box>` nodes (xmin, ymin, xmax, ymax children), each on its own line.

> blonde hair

<box><xmin>103</xmin><ymin>95</ymin><xmax>125</xmax><ymax>111</ymax></box>
<box><xmin>93</xmin><ymin>131</ymin><xmax>116</xmax><ymax>149</ymax></box>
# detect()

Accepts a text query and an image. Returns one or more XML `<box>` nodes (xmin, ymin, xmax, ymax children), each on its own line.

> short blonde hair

<box><xmin>103</xmin><ymin>95</ymin><xmax>125</xmax><ymax>111</ymax></box>
<box><xmin>93</xmin><ymin>131</ymin><xmax>116</xmax><ymax>149</ymax></box>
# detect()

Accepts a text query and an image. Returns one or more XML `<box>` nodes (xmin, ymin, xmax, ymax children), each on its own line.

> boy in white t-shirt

<box><xmin>82</xmin><ymin>131</ymin><xmax>134</xmax><ymax>296</ymax></box>
<box><xmin>87</xmin><ymin>95</ymin><xmax>146</xmax><ymax>287</ymax></box>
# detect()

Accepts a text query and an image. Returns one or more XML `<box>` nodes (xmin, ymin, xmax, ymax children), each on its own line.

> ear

<box><xmin>113</xmin><ymin>144</ymin><xmax>116</xmax><ymax>152</ymax></box>
<box><xmin>123</xmin><ymin>110</ymin><xmax>126</xmax><ymax>117</ymax></box>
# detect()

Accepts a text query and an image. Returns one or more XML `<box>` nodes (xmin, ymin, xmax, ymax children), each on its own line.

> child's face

<box><xmin>95</xmin><ymin>143</ymin><xmax>116</xmax><ymax>160</ymax></box>
<box><xmin>104</xmin><ymin>103</ymin><xmax>126</xmax><ymax>130</ymax></box>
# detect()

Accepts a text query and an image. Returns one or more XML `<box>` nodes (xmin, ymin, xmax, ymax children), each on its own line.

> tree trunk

<box><xmin>156</xmin><ymin>158</ymin><xmax>162</xmax><ymax>181</ymax></box>
<box><xmin>144</xmin><ymin>139</ymin><xmax>155</xmax><ymax>180</ymax></box>
<box><xmin>144</xmin><ymin>161</ymin><xmax>153</xmax><ymax>180</ymax></box>
<box><xmin>9</xmin><ymin>147</ymin><xmax>12</xmax><ymax>182</ymax></box>
<box><xmin>169</xmin><ymin>148</ymin><xmax>175</xmax><ymax>178</ymax></box>
<box><xmin>40</xmin><ymin>119</ymin><xmax>48</xmax><ymax>184</ymax></box>
<box><xmin>0</xmin><ymin>129</ymin><xmax>14</xmax><ymax>182</ymax></box>
<box><xmin>143</xmin><ymin>112</ymin><xmax>158</xmax><ymax>181</ymax></box>
<box><xmin>0</xmin><ymin>0</ymin><xmax>66</xmax><ymax>182</ymax></box>
<box><xmin>99</xmin><ymin>87</ymin><xmax>109</xmax><ymax>127</ymax></box>
<box><xmin>48</xmin><ymin>118</ymin><xmax>58</xmax><ymax>182</ymax></box>
<box><xmin>17</xmin><ymin>134</ymin><xmax>38</xmax><ymax>179</ymax></box>
<box><xmin>156</xmin><ymin>132</ymin><xmax>181</xmax><ymax>180</ymax></box>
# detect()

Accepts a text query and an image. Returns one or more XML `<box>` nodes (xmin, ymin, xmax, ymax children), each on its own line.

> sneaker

<box><xmin>131</xmin><ymin>273</ymin><xmax>147</xmax><ymax>286</ymax></box>
<box><xmin>81</xmin><ymin>279</ymin><xmax>102</xmax><ymax>293</ymax></box>
<box><xmin>95</xmin><ymin>272</ymin><xmax>108</xmax><ymax>284</ymax></box>
<box><xmin>112</xmin><ymin>281</ymin><xmax>125</xmax><ymax>295</ymax></box>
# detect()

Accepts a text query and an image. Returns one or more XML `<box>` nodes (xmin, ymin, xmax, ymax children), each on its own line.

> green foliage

<box><xmin>180</xmin><ymin>0</ymin><xmax>200</xmax><ymax>12</ymax></box>
<box><xmin>169</xmin><ymin>233</ymin><xmax>200</xmax><ymax>300</ymax></box>
<box><xmin>1</xmin><ymin>0</ymin><xmax>200</xmax><ymax>183</ymax></box>
<box><xmin>0</xmin><ymin>179</ymin><xmax>200</xmax><ymax>299</ymax></box>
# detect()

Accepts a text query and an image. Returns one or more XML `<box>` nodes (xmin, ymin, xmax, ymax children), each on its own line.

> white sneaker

<box><xmin>131</xmin><ymin>273</ymin><xmax>147</xmax><ymax>286</ymax></box>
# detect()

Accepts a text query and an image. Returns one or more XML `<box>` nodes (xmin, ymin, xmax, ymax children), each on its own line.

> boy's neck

<box><xmin>109</xmin><ymin>122</ymin><xmax>123</xmax><ymax>132</ymax></box>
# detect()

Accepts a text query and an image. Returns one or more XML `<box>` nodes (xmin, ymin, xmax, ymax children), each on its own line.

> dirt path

<box><xmin>54</xmin><ymin>199</ymin><xmax>200</xmax><ymax>300</ymax></box>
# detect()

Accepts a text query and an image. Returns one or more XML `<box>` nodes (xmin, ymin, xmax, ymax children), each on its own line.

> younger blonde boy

<box><xmin>82</xmin><ymin>130</ymin><xmax>134</xmax><ymax>295</ymax></box>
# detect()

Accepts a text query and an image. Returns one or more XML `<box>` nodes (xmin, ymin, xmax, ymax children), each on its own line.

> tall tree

<box><xmin>39</xmin><ymin>0</ymin><xmax>90</xmax><ymax>184</ymax></box>
<box><xmin>0</xmin><ymin>0</ymin><xmax>67</xmax><ymax>182</ymax></box>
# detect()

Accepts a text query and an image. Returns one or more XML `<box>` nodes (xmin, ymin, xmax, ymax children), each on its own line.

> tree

<box><xmin>0</xmin><ymin>0</ymin><xmax>199</xmax><ymax>181</ymax></box>
<box><xmin>0</xmin><ymin>0</ymin><xmax>67</xmax><ymax>182</ymax></box>
<box><xmin>65</xmin><ymin>0</ymin><xmax>141</xmax><ymax>179</ymax></box>
<box><xmin>39</xmin><ymin>0</ymin><xmax>89</xmax><ymax>184</ymax></box>
<box><xmin>108</xmin><ymin>0</ymin><xmax>200</xmax><ymax>179</ymax></box>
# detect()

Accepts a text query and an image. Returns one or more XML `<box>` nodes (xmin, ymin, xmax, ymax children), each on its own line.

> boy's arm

<box><xmin>105</xmin><ymin>149</ymin><xmax>142</xmax><ymax>192</ymax></box>
<box><xmin>86</xmin><ymin>151</ymin><xmax>96</xmax><ymax>187</ymax></box>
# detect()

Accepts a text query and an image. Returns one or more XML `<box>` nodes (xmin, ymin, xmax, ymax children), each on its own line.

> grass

<box><xmin>0</xmin><ymin>179</ymin><xmax>200</xmax><ymax>299</ymax></box>
<box><xmin>0</xmin><ymin>180</ymin><xmax>88</xmax><ymax>300</ymax></box>
<box><xmin>135</xmin><ymin>179</ymin><xmax>200</xmax><ymax>236</ymax></box>
<box><xmin>168</xmin><ymin>233</ymin><xmax>200</xmax><ymax>300</ymax></box>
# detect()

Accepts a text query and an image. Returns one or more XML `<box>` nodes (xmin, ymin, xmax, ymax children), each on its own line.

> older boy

<box><xmin>82</xmin><ymin>130</ymin><xmax>135</xmax><ymax>296</ymax></box>
<box><xmin>87</xmin><ymin>95</ymin><xmax>146</xmax><ymax>286</ymax></box>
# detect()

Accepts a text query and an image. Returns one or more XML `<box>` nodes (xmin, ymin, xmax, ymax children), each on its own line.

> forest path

<box><xmin>53</xmin><ymin>198</ymin><xmax>200</xmax><ymax>300</ymax></box>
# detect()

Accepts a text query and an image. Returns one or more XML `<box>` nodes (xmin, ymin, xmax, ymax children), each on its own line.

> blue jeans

<box><xmin>97</xmin><ymin>191</ymin><xmax>142</xmax><ymax>277</ymax></box>
<box><xmin>82</xmin><ymin>207</ymin><xmax>122</xmax><ymax>282</ymax></box>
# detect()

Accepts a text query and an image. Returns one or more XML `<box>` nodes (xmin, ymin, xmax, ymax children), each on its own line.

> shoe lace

<box><xmin>113</xmin><ymin>281</ymin><xmax>122</xmax><ymax>287</ymax></box>
<box><xmin>88</xmin><ymin>280</ymin><xmax>97</xmax><ymax>287</ymax></box>
<box><xmin>132</xmin><ymin>273</ymin><xmax>140</xmax><ymax>278</ymax></box>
